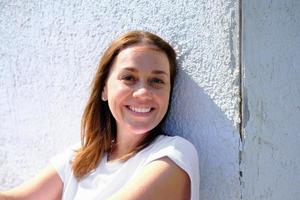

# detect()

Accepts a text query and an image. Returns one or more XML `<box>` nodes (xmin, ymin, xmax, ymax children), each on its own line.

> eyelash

<box><xmin>122</xmin><ymin>75</ymin><xmax>136</xmax><ymax>81</ymax></box>
<box><xmin>150</xmin><ymin>78</ymin><xmax>164</xmax><ymax>84</ymax></box>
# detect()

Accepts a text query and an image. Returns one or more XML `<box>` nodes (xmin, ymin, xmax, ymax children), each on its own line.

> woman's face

<box><xmin>102</xmin><ymin>44</ymin><xmax>171</xmax><ymax>136</ymax></box>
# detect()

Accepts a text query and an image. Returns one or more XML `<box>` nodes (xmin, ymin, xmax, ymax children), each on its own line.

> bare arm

<box><xmin>0</xmin><ymin>166</ymin><xmax>63</xmax><ymax>200</ymax></box>
<box><xmin>108</xmin><ymin>157</ymin><xmax>191</xmax><ymax>200</ymax></box>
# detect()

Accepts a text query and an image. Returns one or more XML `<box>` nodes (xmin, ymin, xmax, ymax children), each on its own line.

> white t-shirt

<box><xmin>50</xmin><ymin>135</ymin><xmax>199</xmax><ymax>200</ymax></box>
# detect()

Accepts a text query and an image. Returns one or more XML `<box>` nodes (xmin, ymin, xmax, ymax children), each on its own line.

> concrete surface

<box><xmin>241</xmin><ymin>0</ymin><xmax>300</xmax><ymax>199</ymax></box>
<box><xmin>0</xmin><ymin>1</ymin><xmax>240</xmax><ymax>199</ymax></box>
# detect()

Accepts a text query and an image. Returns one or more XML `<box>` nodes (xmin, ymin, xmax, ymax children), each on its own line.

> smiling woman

<box><xmin>0</xmin><ymin>31</ymin><xmax>199</xmax><ymax>200</ymax></box>
<box><xmin>102</xmin><ymin>44</ymin><xmax>171</xmax><ymax>140</ymax></box>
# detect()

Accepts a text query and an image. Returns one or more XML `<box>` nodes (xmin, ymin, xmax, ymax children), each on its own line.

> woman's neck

<box><xmin>108</xmin><ymin>130</ymin><xmax>146</xmax><ymax>161</ymax></box>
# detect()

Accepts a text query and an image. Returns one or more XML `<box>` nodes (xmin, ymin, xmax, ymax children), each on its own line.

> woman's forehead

<box><xmin>111</xmin><ymin>45</ymin><xmax>170</xmax><ymax>73</ymax></box>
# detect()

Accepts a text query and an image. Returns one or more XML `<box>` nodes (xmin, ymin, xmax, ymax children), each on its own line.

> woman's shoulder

<box><xmin>151</xmin><ymin>135</ymin><xmax>198</xmax><ymax>155</ymax></box>
<box><xmin>145</xmin><ymin>134</ymin><xmax>199</xmax><ymax>166</ymax></box>
<box><xmin>49</xmin><ymin>143</ymin><xmax>80</xmax><ymax>181</ymax></box>
<box><xmin>53</xmin><ymin>143</ymin><xmax>80</xmax><ymax>161</ymax></box>
<box><xmin>143</xmin><ymin>134</ymin><xmax>199</xmax><ymax>200</ymax></box>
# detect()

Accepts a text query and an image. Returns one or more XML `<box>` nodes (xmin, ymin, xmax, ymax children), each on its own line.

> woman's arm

<box><xmin>108</xmin><ymin>156</ymin><xmax>191</xmax><ymax>200</ymax></box>
<box><xmin>0</xmin><ymin>166</ymin><xmax>63</xmax><ymax>200</ymax></box>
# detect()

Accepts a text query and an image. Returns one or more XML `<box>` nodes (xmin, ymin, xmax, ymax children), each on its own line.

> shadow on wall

<box><xmin>164</xmin><ymin>69</ymin><xmax>240</xmax><ymax>199</ymax></box>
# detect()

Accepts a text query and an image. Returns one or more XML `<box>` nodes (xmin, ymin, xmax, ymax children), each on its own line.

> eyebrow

<box><xmin>123</xmin><ymin>67</ymin><xmax>168</xmax><ymax>76</ymax></box>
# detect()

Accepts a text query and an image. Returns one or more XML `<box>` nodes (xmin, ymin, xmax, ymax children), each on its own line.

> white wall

<box><xmin>0</xmin><ymin>1</ymin><xmax>240</xmax><ymax>199</ymax></box>
<box><xmin>241</xmin><ymin>1</ymin><xmax>300</xmax><ymax>199</ymax></box>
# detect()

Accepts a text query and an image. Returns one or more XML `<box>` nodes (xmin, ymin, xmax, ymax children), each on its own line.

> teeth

<box><xmin>129</xmin><ymin>106</ymin><xmax>151</xmax><ymax>113</ymax></box>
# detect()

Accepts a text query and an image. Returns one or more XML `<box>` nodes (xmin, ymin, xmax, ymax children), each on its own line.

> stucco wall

<box><xmin>241</xmin><ymin>1</ymin><xmax>300</xmax><ymax>200</ymax></box>
<box><xmin>0</xmin><ymin>1</ymin><xmax>240</xmax><ymax>199</ymax></box>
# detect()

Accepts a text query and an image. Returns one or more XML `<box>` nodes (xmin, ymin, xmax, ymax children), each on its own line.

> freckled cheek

<box><xmin>108</xmin><ymin>82</ymin><xmax>131</xmax><ymax>95</ymax></box>
<box><xmin>107</xmin><ymin>87</ymin><xmax>131</xmax><ymax>116</ymax></box>
<box><xmin>154</xmin><ymin>90</ymin><xmax>171</xmax><ymax>106</ymax></box>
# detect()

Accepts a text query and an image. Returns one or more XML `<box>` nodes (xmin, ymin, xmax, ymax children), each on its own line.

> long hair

<box><xmin>72</xmin><ymin>30</ymin><xmax>177</xmax><ymax>179</ymax></box>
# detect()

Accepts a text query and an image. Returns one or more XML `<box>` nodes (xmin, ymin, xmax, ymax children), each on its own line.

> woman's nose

<box><xmin>132</xmin><ymin>82</ymin><xmax>152</xmax><ymax>100</ymax></box>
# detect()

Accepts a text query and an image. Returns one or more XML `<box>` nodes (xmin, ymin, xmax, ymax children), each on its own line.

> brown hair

<box><xmin>72</xmin><ymin>30</ymin><xmax>177</xmax><ymax>179</ymax></box>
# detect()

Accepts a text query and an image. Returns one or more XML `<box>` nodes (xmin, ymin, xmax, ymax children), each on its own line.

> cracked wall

<box><xmin>241</xmin><ymin>1</ymin><xmax>300</xmax><ymax>199</ymax></box>
<box><xmin>0</xmin><ymin>1</ymin><xmax>240</xmax><ymax>199</ymax></box>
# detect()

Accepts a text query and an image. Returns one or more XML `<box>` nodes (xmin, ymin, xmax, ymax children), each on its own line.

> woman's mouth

<box><xmin>127</xmin><ymin>106</ymin><xmax>153</xmax><ymax>113</ymax></box>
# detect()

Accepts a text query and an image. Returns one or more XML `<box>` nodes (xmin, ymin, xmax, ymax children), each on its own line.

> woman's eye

<box><xmin>121</xmin><ymin>75</ymin><xmax>136</xmax><ymax>82</ymax></box>
<box><xmin>150</xmin><ymin>78</ymin><xmax>164</xmax><ymax>84</ymax></box>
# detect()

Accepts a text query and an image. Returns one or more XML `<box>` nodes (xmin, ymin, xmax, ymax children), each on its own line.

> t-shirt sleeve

<box><xmin>49</xmin><ymin>144</ymin><xmax>78</xmax><ymax>183</ymax></box>
<box><xmin>145</xmin><ymin>136</ymin><xmax>200</xmax><ymax>200</ymax></box>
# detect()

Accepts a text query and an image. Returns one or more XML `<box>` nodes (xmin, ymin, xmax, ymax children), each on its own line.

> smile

<box><xmin>127</xmin><ymin>106</ymin><xmax>153</xmax><ymax>113</ymax></box>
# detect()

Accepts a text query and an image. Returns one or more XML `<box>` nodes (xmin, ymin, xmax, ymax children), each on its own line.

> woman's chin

<box><xmin>125</xmin><ymin>124</ymin><xmax>157</xmax><ymax>135</ymax></box>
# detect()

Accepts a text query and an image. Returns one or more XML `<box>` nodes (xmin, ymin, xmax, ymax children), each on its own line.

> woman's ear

<box><xmin>102</xmin><ymin>86</ymin><xmax>108</xmax><ymax>101</ymax></box>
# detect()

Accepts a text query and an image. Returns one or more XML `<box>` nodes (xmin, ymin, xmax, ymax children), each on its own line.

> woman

<box><xmin>0</xmin><ymin>31</ymin><xmax>199</xmax><ymax>200</ymax></box>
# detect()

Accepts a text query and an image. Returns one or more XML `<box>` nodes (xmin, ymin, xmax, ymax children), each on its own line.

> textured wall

<box><xmin>241</xmin><ymin>1</ymin><xmax>300</xmax><ymax>200</ymax></box>
<box><xmin>0</xmin><ymin>0</ymin><xmax>240</xmax><ymax>199</ymax></box>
